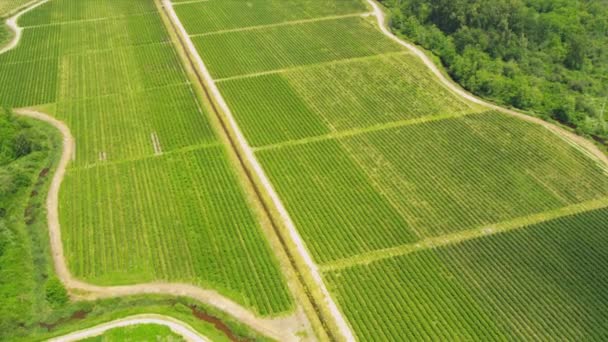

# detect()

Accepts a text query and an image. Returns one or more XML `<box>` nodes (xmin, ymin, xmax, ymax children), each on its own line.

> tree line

<box><xmin>380</xmin><ymin>0</ymin><xmax>608</xmax><ymax>143</ymax></box>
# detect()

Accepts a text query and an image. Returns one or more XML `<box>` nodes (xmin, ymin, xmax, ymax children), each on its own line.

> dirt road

<box><xmin>47</xmin><ymin>314</ymin><xmax>209</xmax><ymax>342</ymax></box>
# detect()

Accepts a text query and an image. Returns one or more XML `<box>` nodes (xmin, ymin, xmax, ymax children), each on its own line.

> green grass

<box><xmin>258</xmin><ymin>112</ymin><xmax>608</xmax><ymax>263</ymax></box>
<box><xmin>0</xmin><ymin>0</ymin><xmax>294</xmax><ymax>317</ymax></box>
<box><xmin>219</xmin><ymin>53</ymin><xmax>478</xmax><ymax>147</ymax></box>
<box><xmin>325</xmin><ymin>207</ymin><xmax>608</xmax><ymax>340</ymax></box>
<box><xmin>173</xmin><ymin>0</ymin><xmax>369</xmax><ymax>35</ymax></box>
<box><xmin>78</xmin><ymin>324</ymin><xmax>184</xmax><ymax>342</ymax></box>
<box><xmin>193</xmin><ymin>16</ymin><xmax>404</xmax><ymax>79</ymax></box>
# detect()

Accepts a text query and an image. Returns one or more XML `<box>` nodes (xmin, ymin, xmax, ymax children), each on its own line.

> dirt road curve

<box><xmin>13</xmin><ymin>109</ymin><xmax>303</xmax><ymax>342</ymax></box>
<box><xmin>47</xmin><ymin>314</ymin><xmax>209</xmax><ymax>342</ymax></box>
<box><xmin>366</xmin><ymin>0</ymin><xmax>608</xmax><ymax>169</ymax></box>
<box><xmin>0</xmin><ymin>0</ymin><xmax>49</xmax><ymax>54</ymax></box>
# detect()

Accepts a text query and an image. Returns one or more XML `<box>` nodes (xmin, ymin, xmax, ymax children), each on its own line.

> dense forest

<box><xmin>380</xmin><ymin>0</ymin><xmax>608</xmax><ymax>143</ymax></box>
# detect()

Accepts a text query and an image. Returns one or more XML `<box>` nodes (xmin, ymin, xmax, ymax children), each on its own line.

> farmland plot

<box><xmin>0</xmin><ymin>0</ymin><xmax>294</xmax><ymax>316</ymax></box>
<box><xmin>173</xmin><ymin>0</ymin><xmax>369</xmax><ymax>35</ymax></box>
<box><xmin>18</xmin><ymin>0</ymin><xmax>157</xmax><ymax>26</ymax></box>
<box><xmin>219</xmin><ymin>53</ymin><xmax>477</xmax><ymax>147</ymax></box>
<box><xmin>193</xmin><ymin>16</ymin><xmax>403</xmax><ymax>79</ymax></box>
<box><xmin>61</xmin><ymin>147</ymin><xmax>293</xmax><ymax>315</ymax></box>
<box><xmin>325</xmin><ymin>207</ymin><xmax>608</xmax><ymax>340</ymax></box>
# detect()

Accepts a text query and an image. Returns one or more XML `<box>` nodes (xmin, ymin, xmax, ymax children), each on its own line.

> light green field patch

<box><xmin>58</xmin><ymin>42</ymin><xmax>187</xmax><ymax>100</ymax></box>
<box><xmin>55</xmin><ymin>85</ymin><xmax>216</xmax><ymax>167</ymax></box>
<box><xmin>326</xmin><ymin>206</ymin><xmax>608</xmax><ymax>340</ymax></box>
<box><xmin>61</xmin><ymin>147</ymin><xmax>293</xmax><ymax>315</ymax></box>
<box><xmin>339</xmin><ymin>111</ymin><xmax>608</xmax><ymax>237</ymax></box>
<box><xmin>219</xmin><ymin>53</ymin><xmax>481</xmax><ymax>147</ymax></box>
<box><xmin>257</xmin><ymin>140</ymin><xmax>419</xmax><ymax>264</ymax></box>
<box><xmin>284</xmin><ymin>53</ymin><xmax>478</xmax><ymax>131</ymax></box>
<box><xmin>18</xmin><ymin>0</ymin><xmax>157</xmax><ymax>26</ymax></box>
<box><xmin>218</xmin><ymin>73</ymin><xmax>330</xmax><ymax>147</ymax></box>
<box><xmin>174</xmin><ymin>0</ymin><xmax>369</xmax><ymax>34</ymax></box>
<box><xmin>0</xmin><ymin>0</ymin><xmax>31</xmax><ymax>17</ymax></box>
<box><xmin>194</xmin><ymin>16</ymin><xmax>403</xmax><ymax>79</ymax></box>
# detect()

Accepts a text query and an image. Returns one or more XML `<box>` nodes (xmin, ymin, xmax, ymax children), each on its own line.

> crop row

<box><xmin>0</xmin><ymin>58</ymin><xmax>58</xmax><ymax>107</ymax></box>
<box><xmin>194</xmin><ymin>16</ymin><xmax>403</xmax><ymax>79</ymax></box>
<box><xmin>61</xmin><ymin>147</ymin><xmax>294</xmax><ymax>315</ymax></box>
<box><xmin>57</xmin><ymin>42</ymin><xmax>187</xmax><ymax>101</ymax></box>
<box><xmin>325</xmin><ymin>206</ymin><xmax>608</xmax><ymax>340</ymax></box>
<box><xmin>257</xmin><ymin>111</ymin><xmax>608</xmax><ymax>263</ymax></box>
<box><xmin>19</xmin><ymin>0</ymin><xmax>157</xmax><ymax>27</ymax></box>
<box><xmin>0</xmin><ymin>13</ymin><xmax>169</xmax><ymax>65</ymax></box>
<box><xmin>55</xmin><ymin>84</ymin><xmax>216</xmax><ymax>167</ymax></box>
<box><xmin>175</xmin><ymin>0</ymin><xmax>369</xmax><ymax>35</ymax></box>
<box><xmin>219</xmin><ymin>53</ymin><xmax>479</xmax><ymax>147</ymax></box>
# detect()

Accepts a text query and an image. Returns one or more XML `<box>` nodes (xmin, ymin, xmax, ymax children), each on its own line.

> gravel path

<box><xmin>47</xmin><ymin>314</ymin><xmax>209</xmax><ymax>342</ymax></box>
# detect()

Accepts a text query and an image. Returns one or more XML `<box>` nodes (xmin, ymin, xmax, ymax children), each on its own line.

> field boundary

<box><xmin>190</xmin><ymin>12</ymin><xmax>372</xmax><ymax>37</ymax></box>
<box><xmin>158</xmin><ymin>0</ymin><xmax>355</xmax><ymax>340</ymax></box>
<box><xmin>214</xmin><ymin>51</ymin><xmax>410</xmax><ymax>83</ymax></box>
<box><xmin>366</xmin><ymin>0</ymin><xmax>608</xmax><ymax>170</ymax></box>
<box><xmin>322</xmin><ymin>196</ymin><xmax>608</xmax><ymax>271</ymax></box>
<box><xmin>255</xmin><ymin>110</ymin><xmax>485</xmax><ymax>152</ymax></box>
<box><xmin>47</xmin><ymin>314</ymin><xmax>209</xmax><ymax>342</ymax></box>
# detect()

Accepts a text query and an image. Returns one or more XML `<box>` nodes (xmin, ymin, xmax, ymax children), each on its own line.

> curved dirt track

<box><xmin>47</xmin><ymin>314</ymin><xmax>209</xmax><ymax>342</ymax></box>
<box><xmin>0</xmin><ymin>0</ymin><xmax>49</xmax><ymax>54</ymax></box>
<box><xmin>14</xmin><ymin>108</ymin><xmax>303</xmax><ymax>341</ymax></box>
<box><xmin>366</xmin><ymin>0</ymin><xmax>608</xmax><ymax>168</ymax></box>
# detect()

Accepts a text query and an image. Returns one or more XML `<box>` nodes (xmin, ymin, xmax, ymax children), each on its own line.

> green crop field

<box><xmin>0</xmin><ymin>0</ymin><xmax>294</xmax><ymax>317</ymax></box>
<box><xmin>79</xmin><ymin>324</ymin><xmax>184</xmax><ymax>342</ymax></box>
<box><xmin>193</xmin><ymin>16</ymin><xmax>403</xmax><ymax>80</ymax></box>
<box><xmin>258</xmin><ymin>112</ymin><xmax>608</xmax><ymax>263</ymax></box>
<box><xmin>325</xmin><ymin>207</ymin><xmax>608</xmax><ymax>340</ymax></box>
<box><xmin>173</xmin><ymin>0</ymin><xmax>369</xmax><ymax>35</ymax></box>
<box><xmin>61</xmin><ymin>147</ymin><xmax>292</xmax><ymax>314</ymax></box>
<box><xmin>174</xmin><ymin>0</ymin><xmax>608</xmax><ymax>339</ymax></box>
<box><xmin>219</xmin><ymin>53</ymin><xmax>477</xmax><ymax>147</ymax></box>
